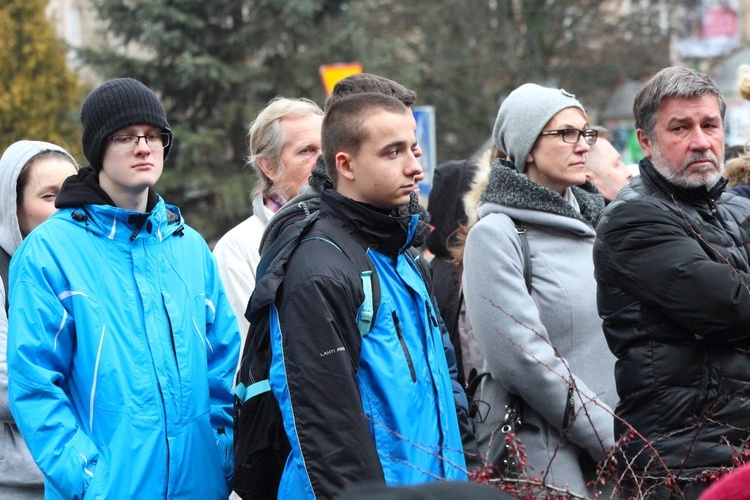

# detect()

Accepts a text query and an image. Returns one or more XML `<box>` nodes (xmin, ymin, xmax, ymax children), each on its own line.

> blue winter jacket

<box><xmin>267</xmin><ymin>190</ymin><xmax>467</xmax><ymax>499</ymax></box>
<box><xmin>7</xmin><ymin>172</ymin><xmax>239</xmax><ymax>499</ymax></box>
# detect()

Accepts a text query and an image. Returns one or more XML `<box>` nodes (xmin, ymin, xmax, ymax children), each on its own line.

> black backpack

<box><xmin>232</xmin><ymin>213</ymin><xmax>386</xmax><ymax>499</ymax></box>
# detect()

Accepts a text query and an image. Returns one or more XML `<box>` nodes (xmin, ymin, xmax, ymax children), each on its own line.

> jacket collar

<box><xmin>55</xmin><ymin>168</ymin><xmax>182</xmax><ymax>242</ymax></box>
<box><xmin>252</xmin><ymin>194</ymin><xmax>273</xmax><ymax>226</ymax></box>
<box><xmin>64</xmin><ymin>199</ymin><xmax>183</xmax><ymax>243</ymax></box>
<box><xmin>639</xmin><ymin>158</ymin><xmax>727</xmax><ymax>204</ymax></box>
<box><xmin>480</xmin><ymin>159</ymin><xmax>604</xmax><ymax>227</ymax></box>
<box><xmin>320</xmin><ymin>189</ymin><xmax>417</xmax><ymax>257</ymax></box>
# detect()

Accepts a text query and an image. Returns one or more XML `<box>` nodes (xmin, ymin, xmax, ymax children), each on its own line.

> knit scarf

<box><xmin>479</xmin><ymin>159</ymin><xmax>605</xmax><ymax>228</ymax></box>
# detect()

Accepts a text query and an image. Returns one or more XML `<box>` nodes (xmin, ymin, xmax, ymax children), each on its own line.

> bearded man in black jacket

<box><xmin>594</xmin><ymin>66</ymin><xmax>750</xmax><ymax>499</ymax></box>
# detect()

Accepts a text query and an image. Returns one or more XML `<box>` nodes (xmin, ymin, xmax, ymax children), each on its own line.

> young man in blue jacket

<box><xmin>265</xmin><ymin>92</ymin><xmax>467</xmax><ymax>498</ymax></box>
<box><xmin>7</xmin><ymin>78</ymin><xmax>239</xmax><ymax>499</ymax></box>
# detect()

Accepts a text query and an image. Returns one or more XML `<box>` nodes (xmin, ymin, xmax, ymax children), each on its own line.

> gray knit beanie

<box><xmin>493</xmin><ymin>83</ymin><xmax>585</xmax><ymax>174</ymax></box>
<box><xmin>81</xmin><ymin>78</ymin><xmax>172</xmax><ymax>171</ymax></box>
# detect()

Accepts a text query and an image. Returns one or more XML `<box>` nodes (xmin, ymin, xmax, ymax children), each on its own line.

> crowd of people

<box><xmin>0</xmin><ymin>63</ymin><xmax>749</xmax><ymax>500</ymax></box>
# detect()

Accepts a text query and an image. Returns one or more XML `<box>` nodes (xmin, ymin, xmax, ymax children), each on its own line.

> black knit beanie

<box><xmin>81</xmin><ymin>78</ymin><xmax>172</xmax><ymax>171</ymax></box>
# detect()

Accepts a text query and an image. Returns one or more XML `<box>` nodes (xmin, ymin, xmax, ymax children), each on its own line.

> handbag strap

<box><xmin>465</xmin><ymin>217</ymin><xmax>532</xmax><ymax>424</ymax></box>
<box><xmin>511</xmin><ymin>219</ymin><xmax>532</xmax><ymax>294</ymax></box>
<box><xmin>502</xmin><ymin>218</ymin><xmax>531</xmax><ymax>430</ymax></box>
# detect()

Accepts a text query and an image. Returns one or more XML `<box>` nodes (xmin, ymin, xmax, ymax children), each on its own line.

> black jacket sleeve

<box><xmin>596</xmin><ymin>198</ymin><xmax>750</xmax><ymax>342</ymax></box>
<box><xmin>277</xmin><ymin>251</ymin><xmax>384</xmax><ymax>497</ymax></box>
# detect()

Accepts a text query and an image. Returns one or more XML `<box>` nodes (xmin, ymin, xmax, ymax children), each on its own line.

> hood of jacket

<box><xmin>463</xmin><ymin>147</ymin><xmax>494</xmax><ymax>228</ymax></box>
<box><xmin>425</xmin><ymin>159</ymin><xmax>476</xmax><ymax>258</ymax></box>
<box><xmin>479</xmin><ymin>159</ymin><xmax>605</xmax><ymax>228</ymax></box>
<box><xmin>0</xmin><ymin>141</ymin><xmax>77</xmax><ymax>257</ymax></box>
<box><xmin>320</xmin><ymin>188</ymin><xmax>419</xmax><ymax>257</ymax></box>
<box><xmin>55</xmin><ymin>167</ymin><xmax>159</xmax><ymax>211</ymax></box>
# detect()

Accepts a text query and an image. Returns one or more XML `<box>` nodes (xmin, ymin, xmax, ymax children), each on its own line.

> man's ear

<box><xmin>636</xmin><ymin>129</ymin><xmax>652</xmax><ymax>159</ymax></box>
<box><xmin>257</xmin><ymin>156</ymin><xmax>278</xmax><ymax>182</ymax></box>
<box><xmin>336</xmin><ymin>152</ymin><xmax>356</xmax><ymax>182</ymax></box>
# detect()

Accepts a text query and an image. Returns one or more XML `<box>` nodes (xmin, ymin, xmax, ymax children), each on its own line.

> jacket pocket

<box><xmin>391</xmin><ymin>311</ymin><xmax>417</xmax><ymax>382</ymax></box>
<box><xmin>83</xmin><ymin>459</ymin><xmax>106</xmax><ymax>499</ymax></box>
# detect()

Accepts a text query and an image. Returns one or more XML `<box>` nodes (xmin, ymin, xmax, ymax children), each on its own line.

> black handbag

<box><xmin>468</xmin><ymin>373</ymin><xmax>524</xmax><ymax>476</ymax></box>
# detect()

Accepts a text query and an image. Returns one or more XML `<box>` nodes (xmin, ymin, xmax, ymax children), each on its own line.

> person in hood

<box><xmin>213</xmin><ymin>97</ymin><xmax>322</xmax><ymax>341</ymax></box>
<box><xmin>0</xmin><ymin>141</ymin><xmax>78</xmax><ymax>498</ymax></box>
<box><xmin>6</xmin><ymin>78</ymin><xmax>240</xmax><ymax>499</ymax></box>
<box><xmin>265</xmin><ymin>92</ymin><xmax>467</xmax><ymax>498</ymax></box>
<box><xmin>462</xmin><ymin>84</ymin><xmax>617</xmax><ymax>496</ymax></box>
<box><xmin>445</xmin><ymin>147</ymin><xmax>498</xmax><ymax>389</ymax></box>
<box><xmin>425</xmin><ymin>159</ymin><xmax>477</xmax><ymax>385</ymax></box>
<box><xmin>595</xmin><ymin>66</ymin><xmax>750</xmax><ymax>498</ymax></box>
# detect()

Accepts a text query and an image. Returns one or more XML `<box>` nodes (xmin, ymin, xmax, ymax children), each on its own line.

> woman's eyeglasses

<box><xmin>539</xmin><ymin>128</ymin><xmax>598</xmax><ymax>145</ymax></box>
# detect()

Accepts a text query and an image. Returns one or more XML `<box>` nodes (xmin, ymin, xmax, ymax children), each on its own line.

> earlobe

<box><xmin>336</xmin><ymin>152</ymin><xmax>356</xmax><ymax>181</ymax></box>
<box><xmin>257</xmin><ymin>156</ymin><xmax>277</xmax><ymax>181</ymax></box>
<box><xmin>636</xmin><ymin>129</ymin><xmax>652</xmax><ymax>158</ymax></box>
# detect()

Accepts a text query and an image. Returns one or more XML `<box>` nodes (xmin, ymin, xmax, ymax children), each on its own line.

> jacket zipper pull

<box><xmin>129</xmin><ymin>213</ymin><xmax>149</xmax><ymax>241</ymax></box>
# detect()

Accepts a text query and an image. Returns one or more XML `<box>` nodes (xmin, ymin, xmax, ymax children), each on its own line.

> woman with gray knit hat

<box><xmin>0</xmin><ymin>140</ymin><xmax>77</xmax><ymax>499</ymax></box>
<box><xmin>462</xmin><ymin>83</ymin><xmax>617</xmax><ymax>496</ymax></box>
<box><xmin>6</xmin><ymin>78</ymin><xmax>240</xmax><ymax>499</ymax></box>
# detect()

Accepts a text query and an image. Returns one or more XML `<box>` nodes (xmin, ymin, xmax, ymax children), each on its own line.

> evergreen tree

<box><xmin>79</xmin><ymin>0</ymin><xmax>344</xmax><ymax>242</ymax></box>
<box><xmin>79</xmin><ymin>0</ymin><xmax>680</xmax><ymax>241</ymax></box>
<box><xmin>0</xmin><ymin>0</ymin><xmax>82</xmax><ymax>157</ymax></box>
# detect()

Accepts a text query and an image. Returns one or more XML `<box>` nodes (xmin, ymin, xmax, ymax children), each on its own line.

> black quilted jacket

<box><xmin>594</xmin><ymin>158</ymin><xmax>750</xmax><ymax>477</ymax></box>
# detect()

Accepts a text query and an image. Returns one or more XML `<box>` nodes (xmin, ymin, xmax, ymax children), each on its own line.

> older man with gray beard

<box><xmin>594</xmin><ymin>66</ymin><xmax>750</xmax><ymax>499</ymax></box>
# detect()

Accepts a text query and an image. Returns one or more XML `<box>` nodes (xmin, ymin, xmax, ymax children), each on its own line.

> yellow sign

<box><xmin>319</xmin><ymin>63</ymin><xmax>364</xmax><ymax>96</ymax></box>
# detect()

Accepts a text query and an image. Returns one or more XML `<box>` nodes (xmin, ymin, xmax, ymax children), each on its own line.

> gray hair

<box><xmin>247</xmin><ymin>96</ymin><xmax>323</xmax><ymax>199</ymax></box>
<box><xmin>633</xmin><ymin>66</ymin><xmax>725</xmax><ymax>140</ymax></box>
<box><xmin>591</xmin><ymin>125</ymin><xmax>609</xmax><ymax>140</ymax></box>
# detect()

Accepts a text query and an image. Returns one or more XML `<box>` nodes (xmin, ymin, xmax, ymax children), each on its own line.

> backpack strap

<box><xmin>306</xmin><ymin>217</ymin><xmax>381</xmax><ymax>337</ymax></box>
<box><xmin>0</xmin><ymin>246</ymin><xmax>10</xmax><ymax>312</ymax></box>
<box><xmin>357</xmin><ymin>271</ymin><xmax>374</xmax><ymax>337</ymax></box>
<box><xmin>234</xmin><ymin>379</ymin><xmax>271</xmax><ymax>405</ymax></box>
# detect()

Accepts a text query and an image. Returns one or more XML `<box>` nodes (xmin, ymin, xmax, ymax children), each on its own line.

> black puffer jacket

<box><xmin>594</xmin><ymin>158</ymin><xmax>750</xmax><ymax>477</ymax></box>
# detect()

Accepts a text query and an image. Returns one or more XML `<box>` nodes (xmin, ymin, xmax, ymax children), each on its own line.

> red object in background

<box><xmin>701</xmin><ymin>6</ymin><xmax>738</xmax><ymax>38</ymax></box>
